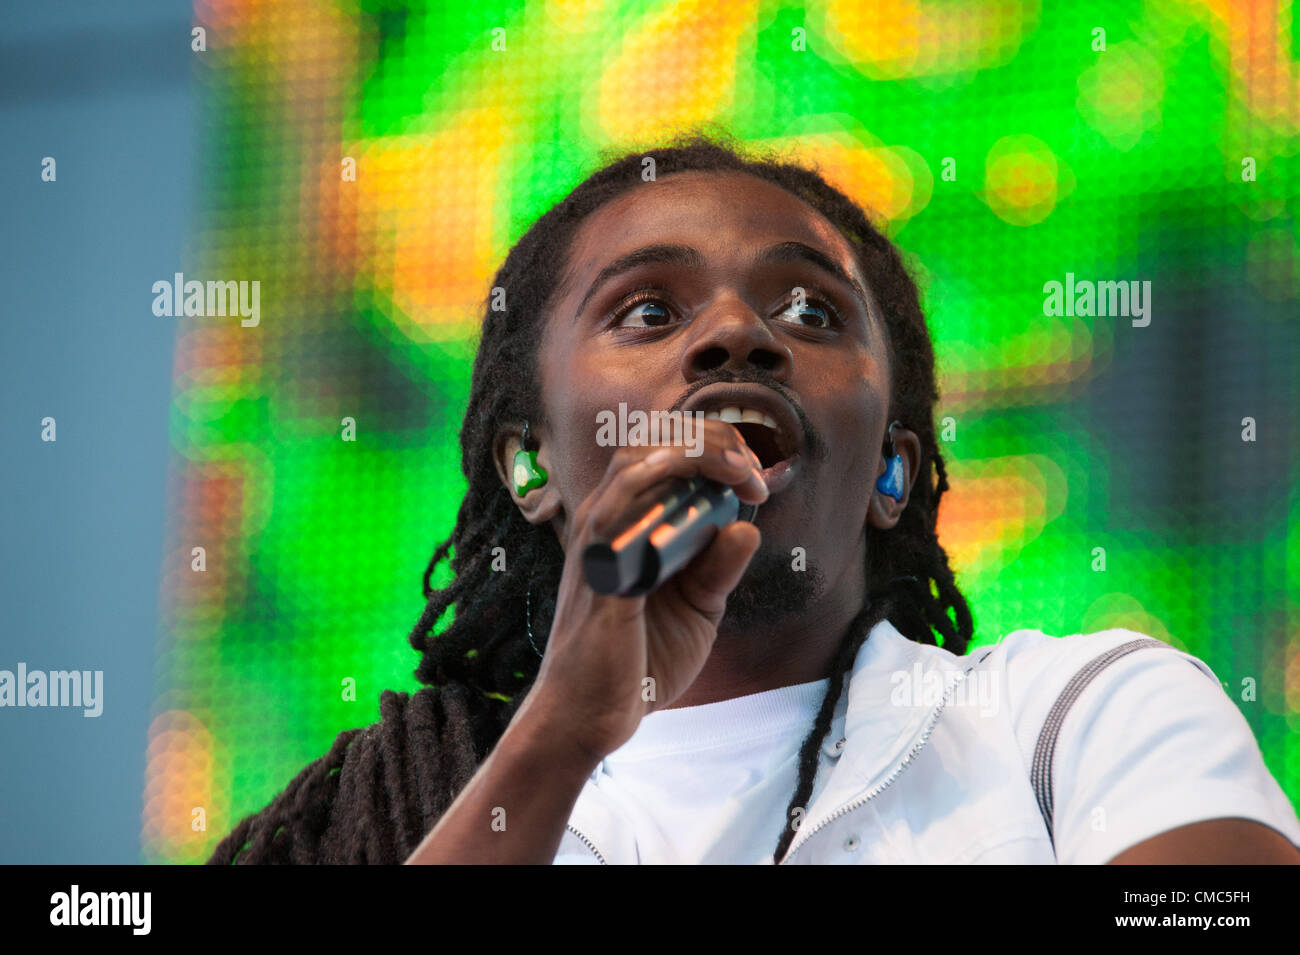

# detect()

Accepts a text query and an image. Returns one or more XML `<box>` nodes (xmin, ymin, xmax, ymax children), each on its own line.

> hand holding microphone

<box><xmin>582</xmin><ymin>471</ymin><xmax>760</xmax><ymax>597</ymax></box>
<box><xmin>521</xmin><ymin>421</ymin><xmax>768</xmax><ymax>762</ymax></box>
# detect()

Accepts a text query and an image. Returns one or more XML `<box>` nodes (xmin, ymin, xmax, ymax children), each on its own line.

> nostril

<box><xmin>691</xmin><ymin>347</ymin><xmax>730</xmax><ymax>373</ymax></box>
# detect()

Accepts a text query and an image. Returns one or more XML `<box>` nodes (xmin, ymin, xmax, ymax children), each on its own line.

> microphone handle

<box><xmin>582</xmin><ymin>475</ymin><xmax>759</xmax><ymax>597</ymax></box>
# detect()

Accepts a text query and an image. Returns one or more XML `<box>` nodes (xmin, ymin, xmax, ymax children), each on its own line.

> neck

<box><xmin>662</xmin><ymin>558</ymin><xmax>868</xmax><ymax>709</ymax></box>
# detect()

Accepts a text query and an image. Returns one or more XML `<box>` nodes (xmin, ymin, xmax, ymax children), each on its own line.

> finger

<box><xmin>575</xmin><ymin>419</ymin><xmax>769</xmax><ymax>544</ymax></box>
<box><xmin>672</xmin><ymin>520</ymin><xmax>762</xmax><ymax>622</ymax></box>
<box><xmin>584</xmin><ymin>447</ymin><xmax>764</xmax><ymax>543</ymax></box>
<box><xmin>637</xmin><ymin>424</ymin><xmax>769</xmax><ymax>503</ymax></box>
<box><xmin>688</xmin><ymin>419</ymin><xmax>764</xmax><ymax>471</ymax></box>
<box><xmin>567</xmin><ymin>444</ymin><xmax>673</xmax><ymax>543</ymax></box>
<box><xmin>583</xmin><ymin>450</ymin><xmax>694</xmax><ymax>540</ymax></box>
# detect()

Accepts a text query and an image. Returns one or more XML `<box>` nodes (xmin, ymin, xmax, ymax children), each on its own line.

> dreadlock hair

<box><xmin>404</xmin><ymin>128</ymin><xmax>974</xmax><ymax>864</ymax></box>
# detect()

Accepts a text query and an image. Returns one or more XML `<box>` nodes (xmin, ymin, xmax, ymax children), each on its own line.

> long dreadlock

<box><xmin>211</xmin><ymin>129</ymin><xmax>973</xmax><ymax>865</ymax></box>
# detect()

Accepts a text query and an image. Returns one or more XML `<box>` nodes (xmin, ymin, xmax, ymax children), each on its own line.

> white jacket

<box><xmin>555</xmin><ymin>620</ymin><xmax>1300</xmax><ymax>864</ymax></box>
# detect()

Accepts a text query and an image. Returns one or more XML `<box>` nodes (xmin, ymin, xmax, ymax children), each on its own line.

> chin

<box><xmin>723</xmin><ymin>546</ymin><xmax>826</xmax><ymax>631</ymax></box>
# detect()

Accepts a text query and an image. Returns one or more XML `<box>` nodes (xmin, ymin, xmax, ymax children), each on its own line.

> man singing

<box><xmin>210</xmin><ymin>133</ymin><xmax>1300</xmax><ymax>865</ymax></box>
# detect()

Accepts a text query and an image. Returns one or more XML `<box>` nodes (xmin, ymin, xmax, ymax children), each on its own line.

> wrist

<box><xmin>507</xmin><ymin>684</ymin><xmax>612</xmax><ymax>774</ymax></box>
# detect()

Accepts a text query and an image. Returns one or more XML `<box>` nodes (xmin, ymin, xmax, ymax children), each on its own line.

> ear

<box><xmin>493</xmin><ymin>424</ymin><xmax>563</xmax><ymax>525</ymax></box>
<box><xmin>867</xmin><ymin>425</ymin><xmax>921</xmax><ymax>531</ymax></box>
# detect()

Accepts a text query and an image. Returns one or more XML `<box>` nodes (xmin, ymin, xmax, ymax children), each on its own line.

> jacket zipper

<box><xmin>778</xmin><ymin>666</ymin><xmax>974</xmax><ymax>864</ymax></box>
<box><xmin>567</xmin><ymin>655</ymin><xmax>988</xmax><ymax>866</ymax></box>
<box><xmin>565</xmin><ymin>823</ymin><xmax>608</xmax><ymax>864</ymax></box>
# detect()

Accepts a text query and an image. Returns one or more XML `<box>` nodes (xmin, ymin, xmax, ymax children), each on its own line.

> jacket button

<box><xmin>823</xmin><ymin>736</ymin><xmax>846</xmax><ymax>758</ymax></box>
<box><xmin>844</xmin><ymin>835</ymin><xmax>860</xmax><ymax>852</ymax></box>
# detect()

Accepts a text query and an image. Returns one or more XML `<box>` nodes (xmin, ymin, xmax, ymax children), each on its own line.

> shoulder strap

<box><xmin>1031</xmin><ymin>637</ymin><xmax>1171</xmax><ymax>852</ymax></box>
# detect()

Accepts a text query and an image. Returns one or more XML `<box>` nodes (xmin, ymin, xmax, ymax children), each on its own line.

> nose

<box><xmin>680</xmin><ymin>292</ymin><xmax>794</xmax><ymax>384</ymax></box>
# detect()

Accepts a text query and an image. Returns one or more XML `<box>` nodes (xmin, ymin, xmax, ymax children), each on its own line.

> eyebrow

<box><xmin>572</xmin><ymin>240</ymin><xmax>872</xmax><ymax>320</ymax></box>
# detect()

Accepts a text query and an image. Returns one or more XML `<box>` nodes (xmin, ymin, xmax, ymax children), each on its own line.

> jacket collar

<box><xmin>567</xmin><ymin>617</ymin><xmax>980</xmax><ymax>863</ymax></box>
<box><xmin>779</xmin><ymin>619</ymin><xmax>979</xmax><ymax>860</ymax></box>
<box><xmin>840</xmin><ymin>618</ymin><xmax>968</xmax><ymax>787</ymax></box>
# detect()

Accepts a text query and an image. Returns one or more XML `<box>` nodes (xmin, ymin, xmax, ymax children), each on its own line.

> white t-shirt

<box><xmin>579</xmin><ymin>677</ymin><xmax>835</xmax><ymax>864</ymax></box>
<box><xmin>553</xmin><ymin>624</ymin><xmax>1300</xmax><ymax>864</ymax></box>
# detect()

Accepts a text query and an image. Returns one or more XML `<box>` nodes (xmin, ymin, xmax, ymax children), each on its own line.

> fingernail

<box><xmin>724</xmin><ymin>448</ymin><xmax>750</xmax><ymax>470</ymax></box>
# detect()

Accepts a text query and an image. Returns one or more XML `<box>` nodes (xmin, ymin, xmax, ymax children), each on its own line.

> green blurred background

<box><xmin>147</xmin><ymin>0</ymin><xmax>1300</xmax><ymax>862</ymax></box>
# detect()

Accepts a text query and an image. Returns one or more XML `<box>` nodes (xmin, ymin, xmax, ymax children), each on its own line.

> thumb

<box><xmin>673</xmin><ymin>521</ymin><xmax>762</xmax><ymax>621</ymax></box>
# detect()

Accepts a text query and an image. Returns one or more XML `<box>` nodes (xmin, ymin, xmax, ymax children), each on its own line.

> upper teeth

<box><xmin>703</xmin><ymin>406</ymin><xmax>779</xmax><ymax>431</ymax></box>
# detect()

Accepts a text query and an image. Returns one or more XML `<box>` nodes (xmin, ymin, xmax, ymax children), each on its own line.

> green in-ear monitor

<box><xmin>512</xmin><ymin>419</ymin><xmax>548</xmax><ymax>495</ymax></box>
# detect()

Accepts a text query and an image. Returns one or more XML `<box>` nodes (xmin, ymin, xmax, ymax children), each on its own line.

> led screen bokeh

<box><xmin>146</xmin><ymin>0</ymin><xmax>1300</xmax><ymax>862</ymax></box>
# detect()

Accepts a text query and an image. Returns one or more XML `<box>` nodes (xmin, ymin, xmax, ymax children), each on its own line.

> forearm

<box><xmin>404</xmin><ymin>689</ymin><xmax>602</xmax><ymax>865</ymax></box>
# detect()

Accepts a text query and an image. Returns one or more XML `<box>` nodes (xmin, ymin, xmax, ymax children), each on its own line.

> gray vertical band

<box><xmin>1031</xmin><ymin>638</ymin><xmax>1171</xmax><ymax>852</ymax></box>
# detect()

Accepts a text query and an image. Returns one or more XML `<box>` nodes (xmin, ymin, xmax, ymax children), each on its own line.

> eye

<box><xmin>774</xmin><ymin>291</ymin><xmax>841</xmax><ymax>329</ymax></box>
<box><xmin>611</xmin><ymin>291</ymin><xmax>677</xmax><ymax>328</ymax></box>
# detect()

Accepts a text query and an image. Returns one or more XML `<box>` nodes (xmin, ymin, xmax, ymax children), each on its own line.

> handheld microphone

<box><xmin>582</xmin><ymin>475</ymin><xmax>760</xmax><ymax>597</ymax></box>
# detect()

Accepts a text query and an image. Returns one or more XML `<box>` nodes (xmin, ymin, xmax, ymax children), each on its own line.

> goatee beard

<box><xmin>722</xmin><ymin>545</ymin><xmax>826</xmax><ymax>631</ymax></box>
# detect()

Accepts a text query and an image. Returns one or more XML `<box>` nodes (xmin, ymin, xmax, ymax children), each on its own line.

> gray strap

<box><xmin>1031</xmin><ymin>637</ymin><xmax>1171</xmax><ymax>851</ymax></box>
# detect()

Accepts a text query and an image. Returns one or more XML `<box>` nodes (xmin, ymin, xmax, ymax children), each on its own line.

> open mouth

<box><xmin>731</xmin><ymin>419</ymin><xmax>786</xmax><ymax>470</ymax></box>
<box><xmin>681</xmin><ymin>385</ymin><xmax>807</xmax><ymax>496</ymax></box>
<box><xmin>699</xmin><ymin>408</ymin><xmax>797</xmax><ymax>470</ymax></box>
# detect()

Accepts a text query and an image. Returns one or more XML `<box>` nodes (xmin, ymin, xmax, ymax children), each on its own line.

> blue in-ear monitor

<box><xmin>876</xmin><ymin>454</ymin><xmax>905</xmax><ymax>501</ymax></box>
<box><xmin>875</xmin><ymin>420</ymin><xmax>906</xmax><ymax>501</ymax></box>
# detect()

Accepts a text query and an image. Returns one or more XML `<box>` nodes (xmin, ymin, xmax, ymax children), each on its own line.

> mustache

<box><xmin>670</xmin><ymin>371</ymin><xmax>823</xmax><ymax>461</ymax></box>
